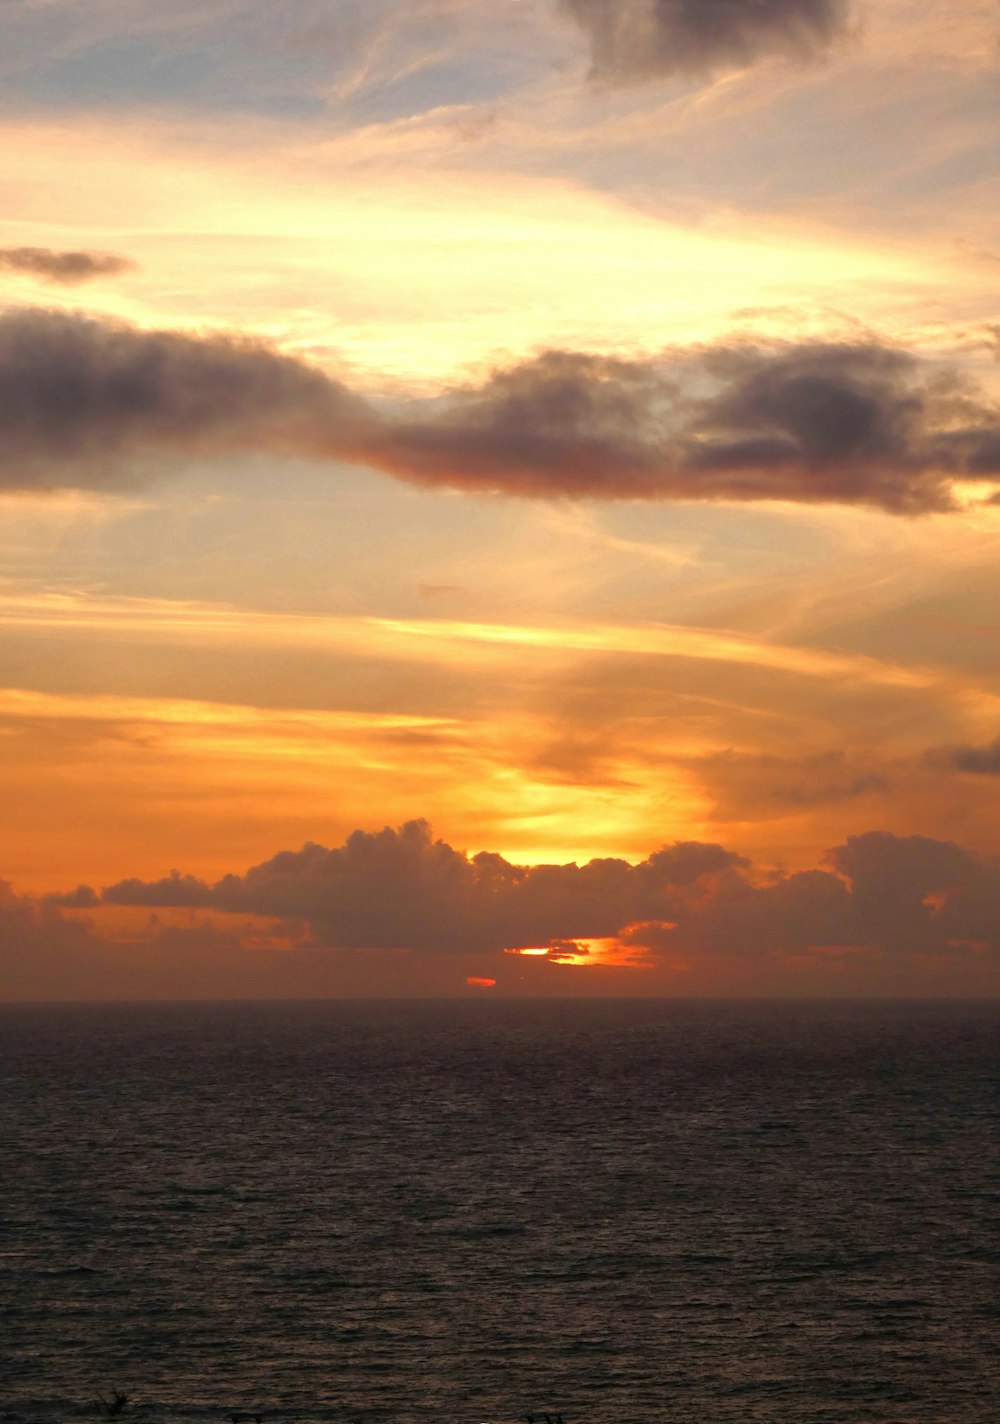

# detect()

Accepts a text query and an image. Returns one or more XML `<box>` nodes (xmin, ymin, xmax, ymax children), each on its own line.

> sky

<box><xmin>1</xmin><ymin>0</ymin><xmax>999</xmax><ymax>1000</ymax></box>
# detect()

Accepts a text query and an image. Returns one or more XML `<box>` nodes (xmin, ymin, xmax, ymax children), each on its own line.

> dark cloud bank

<box><xmin>2</xmin><ymin>308</ymin><xmax>999</xmax><ymax>512</ymax></box>
<box><xmin>560</xmin><ymin>0</ymin><xmax>849</xmax><ymax>82</ymax></box>
<box><xmin>0</xmin><ymin>248</ymin><xmax>135</xmax><ymax>285</ymax></box>
<box><xmin>55</xmin><ymin>819</ymin><xmax>1000</xmax><ymax>966</ymax></box>
<box><xmin>1</xmin><ymin>821</ymin><xmax>993</xmax><ymax>998</ymax></box>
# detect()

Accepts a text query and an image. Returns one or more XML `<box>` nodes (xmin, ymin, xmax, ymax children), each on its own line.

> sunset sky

<box><xmin>1</xmin><ymin>0</ymin><xmax>999</xmax><ymax>998</ymax></box>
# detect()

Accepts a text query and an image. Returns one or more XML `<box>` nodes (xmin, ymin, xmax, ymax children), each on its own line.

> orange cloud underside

<box><xmin>66</xmin><ymin>904</ymin><xmax>307</xmax><ymax>950</ymax></box>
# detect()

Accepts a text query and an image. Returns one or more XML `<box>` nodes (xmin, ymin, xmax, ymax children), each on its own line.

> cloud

<box><xmin>0</xmin><ymin>0</ymin><xmax>546</xmax><ymax>127</ymax></box>
<box><xmin>822</xmin><ymin>830</ymin><xmax>992</xmax><ymax>954</ymax></box>
<box><xmin>627</xmin><ymin>829</ymin><xmax>1000</xmax><ymax>960</ymax></box>
<box><xmin>6</xmin><ymin>823</ymin><xmax>1000</xmax><ymax>998</ymax></box>
<box><xmin>379</xmin><ymin>343</ymin><xmax>1000</xmax><ymax>512</ymax></box>
<box><xmin>44</xmin><ymin>883</ymin><xmax>101</xmax><ymax>908</ymax></box>
<box><xmin>94</xmin><ymin>870</ymin><xmax>216</xmax><ymax>908</ymax></box>
<box><xmin>0</xmin><ymin>248</ymin><xmax>135</xmax><ymax>285</ymax></box>
<box><xmin>101</xmin><ymin>818</ymin><xmax>748</xmax><ymax>953</ymax></box>
<box><xmin>560</xmin><ymin>0</ymin><xmax>850</xmax><ymax>83</ymax></box>
<box><xmin>0</xmin><ymin>879</ymin><xmax>100</xmax><ymax>999</ymax></box>
<box><xmin>927</xmin><ymin>727</ymin><xmax>1000</xmax><ymax>780</ymax></box>
<box><xmin>691</xmin><ymin>749</ymin><xmax>890</xmax><ymax>820</ymax></box>
<box><xmin>936</xmin><ymin>736</ymin><xmax>1000</xmax><ymax>776</ymax></box>
<box><xmin>0</xmin><ymin>307</ymin><xmax>373</xmax><ymax>490</ymax></box>
<box><xmin>93</xmin><ymin>820</ymin><xmax>1000</xmax><ymax>971</ymax></box>
<box><xmin>0</xmin><ymin>893</ymin><xmax>375</xmax><ymax>1001</ymax></box>
<box><xmin>2</xmin><ymin>308</ymin><xmax>999</xmax><ymax>512</ymax></box>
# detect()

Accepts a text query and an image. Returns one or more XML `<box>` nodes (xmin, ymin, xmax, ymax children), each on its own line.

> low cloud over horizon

<box><xmin>2</xmin><ymin>308</ymin><xmax>999</xmax><ymax>513</ymax></box>
<box><xmin>6</xmin><ymin>819</ymin><xmax>994</xmax><ymax>1000</ymax></box>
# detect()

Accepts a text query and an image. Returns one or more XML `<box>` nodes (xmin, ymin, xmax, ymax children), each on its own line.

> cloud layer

<box><xmin>2</xmin><ymin>821</ymin><xmax>991</xmax><ymax>999</ymax></box>
<box><xmin>88</xmin><ymin>819</ymin><xmax>1000</xmax><ymax>967</ymax></box>
<box><xmin>941</xmin><ymin>737</ymin><xmax>1000</xmax><ymax>776</ymax></box>
<box><xmin>561</xmin><ymin>0</ymin><xmax>850</xmax><ymax>82</ymax></box>
<box><xmin>0</xmin><ymin>308</ymin><xmax>371</xmax><ymax>489</ymax></box>
<box><xmin>97</xmin><ymin>821</ymin><xmax>746</xmax><ymax>953</ymax></box>
<box><xmin>0</xmin><ymin>248</ymin><xmax>135</xmax><ymax>285</ymax></box>
<box><xmin>2</xmin><ymin>308</ymin><xmax>999</xmax><ymax>511</ymax></box>
<box><xmin>382</xmin><ymin>343</ymin><xmax>1000</xmax><ymax>512</ymax></box>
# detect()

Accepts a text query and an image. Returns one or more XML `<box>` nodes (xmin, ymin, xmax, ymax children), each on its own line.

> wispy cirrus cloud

<box><xmin>0</xmin><ymin>0</ymin><xmax>553</xmax><ymax>123</ymax></box>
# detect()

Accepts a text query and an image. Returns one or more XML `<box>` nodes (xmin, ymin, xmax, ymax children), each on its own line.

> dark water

<box><xmin>1</xmin><ymin>999</ymin><xmax>997</xmax><ymax>1424</ymax></box>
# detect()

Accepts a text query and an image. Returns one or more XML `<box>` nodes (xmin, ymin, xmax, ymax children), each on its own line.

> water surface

<box><xmin>1</xmin><ymin>999</ymin><xmax>996</xmax><ymax>1423</ymax></box>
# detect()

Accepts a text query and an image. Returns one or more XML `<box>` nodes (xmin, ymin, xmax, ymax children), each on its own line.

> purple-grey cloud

<box><xmin>624</xmin><ymin>829</ymin><xmax>1000</xmax><ymax>959</ymax></box>
<box><xmin>0</xmin><ymin>248</ymin><xmax>136</xmax><ymax>284</ymax></box>
<box><xmin>45</xmin><ymin>884</ymin><xmax>101</xmax><ymax>909</ymax></box>
<box><xmin>93</xmin><ymin>820</ymin><xmax>1000</xmax><ymax>965</ymax></box>
<box><xmin>6</xmin><ymin>824</ymin><xmax>1000</xmax><ymax>1000</ymax></box>
<box><xmin>2</xmin><ymin>308</ymin><xmax>999</xmax><ymax>513</ymax></box>
<box><xmin>0</xmin><ymin>307</ymin><xmax>373</xmax><ymax>489</ymax></box>
<box><xmin>101</xmin><ymin>820</ymin><xmax>747</xmax><ymax>952</ymax></box>
<box><xmin>938</xmin><ymin>736</ymin><xmax>1000</xmax><ymax>776</ymax></box>
<box><xmin>688</xmin><ymin>749</ymin><xmax>890</xmax><ymax>817</ymax></box>
<box><xmin>379</xmin><ymin>344</ymin><xmax>1000</xmax><ymax>513</ymax></box>
<box><xmin>560</xmin><ymin>0</ymin><xmax>850</xmax><ymax>83</ymax></box>
<box><xmin>0</xmin><ymin>880</ymin><xmax>99</xmax><ymax>999</ymax></box>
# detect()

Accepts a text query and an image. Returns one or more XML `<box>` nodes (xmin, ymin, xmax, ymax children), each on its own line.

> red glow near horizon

<box><xmin>506</xmin><ymin>938</ymin><xmax>651</xmax><ymax>968</ymax></box>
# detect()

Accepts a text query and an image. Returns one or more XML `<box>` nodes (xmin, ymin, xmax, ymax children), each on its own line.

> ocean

<box><xmin>1</xmin><ymin>999</ymin><xmax>996</xmax><ymax>1424</ymax></box>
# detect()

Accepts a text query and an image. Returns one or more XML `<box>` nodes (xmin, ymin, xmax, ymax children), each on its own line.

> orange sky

<box><xmin>0</xmin><ymin>0</ymin><xmax>998</xmax><ymax>998</ymax></box>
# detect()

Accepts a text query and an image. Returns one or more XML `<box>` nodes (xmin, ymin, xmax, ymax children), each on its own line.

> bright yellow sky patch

<box><xmin>0</xmin><ymin>117</ymin><xmax>989</xmax><ymax>385</ymax></box>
